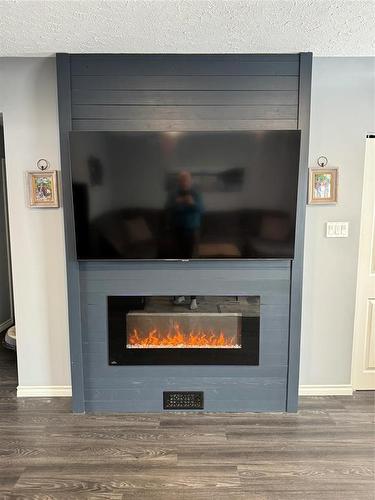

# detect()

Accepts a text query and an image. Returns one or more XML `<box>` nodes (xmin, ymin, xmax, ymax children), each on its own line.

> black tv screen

<box><xmin>69</xmin><ymin>130</ymin><xmax>301</xmax><ymax>260</ymax></box>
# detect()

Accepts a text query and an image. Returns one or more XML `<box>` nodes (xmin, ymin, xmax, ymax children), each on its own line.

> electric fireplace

<box><xmin>108</xmin><ymin>296</ymin><xmax>259</xmax><ymax>365</ymax></box>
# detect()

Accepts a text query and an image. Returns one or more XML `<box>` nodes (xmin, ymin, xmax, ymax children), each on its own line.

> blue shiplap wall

<box><xmin>56</xmin><ymin>53</ymin><xmax>311</xmax><ymax>412</ymax></box>
<box><xmin>80</xmin><ymin>260</ymin><xmax>290</xmax><ymax>412</ymax></box>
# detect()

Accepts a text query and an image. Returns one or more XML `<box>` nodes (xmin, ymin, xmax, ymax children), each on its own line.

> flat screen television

<box><xmin>69</xmin><ymin>130</ymin><xmax>301</xmax><ymax>260</ymax></box>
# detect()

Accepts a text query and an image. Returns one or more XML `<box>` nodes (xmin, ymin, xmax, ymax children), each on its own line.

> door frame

<box><xmin>351</xmin><ymin>135</ymin><xmax>375</xmax><ymax>390</ymax></box>
<box><xmin>0</xmin><ymin>119</ymin><xmax>14</xmax><ymax>333</ymax></box>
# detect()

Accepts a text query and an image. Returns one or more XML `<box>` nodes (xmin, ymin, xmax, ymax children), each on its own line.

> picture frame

<box><xmin>308</xmin><ymin>167</ymin><xmax>338</xmax><ymax>204</ymax></box>
<box><xmin>27</xmin><ymin>170</ymin><xmax>59</xmax><ymax>208</ymax></box>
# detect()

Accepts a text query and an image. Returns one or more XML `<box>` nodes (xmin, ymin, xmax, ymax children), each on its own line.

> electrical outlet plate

<box><xmin>326</xmin><ymin>222</ymin><xmax>349</xmax><ymax>238</ymax></box>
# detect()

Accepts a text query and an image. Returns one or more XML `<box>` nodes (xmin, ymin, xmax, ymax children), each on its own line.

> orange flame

<box><xmin>128</xmin><ymin>322</ymin><xmax>240</xmax><ymax>349</ymax></box>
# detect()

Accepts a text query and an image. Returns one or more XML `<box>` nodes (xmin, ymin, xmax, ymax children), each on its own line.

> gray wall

<box><xmin>300</xmin><ymin>57</ymin><xmax>375</xmax><ymax>386</ymax></box>
<box><xmin>0</xmin><ymin>59</ymin><xmax>71</xmax><ymax>393</ymax></box>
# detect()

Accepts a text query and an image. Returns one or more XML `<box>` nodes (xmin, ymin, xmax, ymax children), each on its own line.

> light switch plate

<box><xmin>326</xmin><ymin>222</ymin><xmax>349</xmax><ymax>238</ymax></box>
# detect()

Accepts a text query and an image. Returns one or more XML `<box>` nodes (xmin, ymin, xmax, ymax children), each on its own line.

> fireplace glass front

<box><xmin>108</xmin><ymin>296</ymin><xmax>259</xmax><ymax>365</ymax></box>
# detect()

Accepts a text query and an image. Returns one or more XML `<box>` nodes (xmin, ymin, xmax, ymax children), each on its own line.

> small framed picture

<box><xmin>27</xmin><ymin>171</ymin><xmax>59</xmax><ymax>208</ymax></box>
<box><xmin>308</xmin><ymin>168</ymin><xmax>338</xmax><ymax>204</ymax></box>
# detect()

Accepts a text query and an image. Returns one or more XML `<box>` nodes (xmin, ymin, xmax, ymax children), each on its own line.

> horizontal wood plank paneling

<box><xmin>83</xmin><ymin>357</ymin><xmax>287</xmax><ymax>378</ymax></box>
<box><xmin>72</xmin><ymin>104</ymin><xmax>297</xmax><ymax>120</ymax></box>
<box><xmin>70</xmin><ymin>54</ymin><xmax>299</xmax><ymax>139</ymax></box>
<box><xmin>79</xmin><ymin>260</ymin><xmax>290</xmax><ymax>411</ymax></box>
<box><xmin>83</xmin><ymin>383</ymin><xmax>286</xmax><ymax>402</ymax></box>
<box><xmin>71</xmin><ymin>55</ymin><xmax>300</xmax><ymax>76</ymax></box>
<box><xmin>81</xmin><ymin>284</ymin><xmax>288</xmax><ymax>305</ymax></box>
<box><xmin>72</xmin><ymin>119</ymin><xmax>298</xmax><ymax>131</ymax></box>
<box><xmin>72</xmin><ymin>90</ymin><xmax>299</xmax><ymax>106</ymax></box>
<box><xmin>72</xmin><ymin>75</ymin><xmax>299</xmax><ymax>91</ymax></box>
<box><xmin>61</xmin><ymin>53</ymin><xmax>309</xmax><ymax>412</ymax></box>
<box><xmin>84</xmin><ymin>373</ymin><xmax>287</xmax><ymax>390</ymax></box>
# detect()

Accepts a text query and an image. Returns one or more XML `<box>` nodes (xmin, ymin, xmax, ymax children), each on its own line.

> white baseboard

<box><xmin>299</xmin><ymin>384</ymin><xmax>353</xmax><ymax>396</ymax></box>
<box><xmin>17</xmin><ymin>385</ymin><xmax>72</xmax><ymax>397</ymax></box>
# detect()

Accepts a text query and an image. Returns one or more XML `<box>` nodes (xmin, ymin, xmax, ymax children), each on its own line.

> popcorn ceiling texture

<box><xmin>0</xmin><ymin>0</ymin><xmax>374</xmax><ymax>56</ymax></box>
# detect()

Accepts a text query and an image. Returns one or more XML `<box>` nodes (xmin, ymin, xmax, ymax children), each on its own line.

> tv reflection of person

<box><xmin>168</xmin><ymin>170</ymin><xmax>203</xmax><ymax>310</ymax></box>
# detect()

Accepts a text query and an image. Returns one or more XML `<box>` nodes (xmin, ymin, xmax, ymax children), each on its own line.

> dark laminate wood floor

<box><xmin>0</xmin><ymin>340</ymin><xmax>374</xmax><ymax>499</ymax></box>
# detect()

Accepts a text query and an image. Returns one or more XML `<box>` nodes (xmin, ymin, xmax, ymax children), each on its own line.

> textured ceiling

<box><xmin>0</xmin><ymin>0</ymin><xmax>374</xmax><ymax>57</ymax></box>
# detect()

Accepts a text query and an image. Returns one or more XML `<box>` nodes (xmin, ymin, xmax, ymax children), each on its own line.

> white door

<box><xmin>352</xmin><ymin>136</ymin><xmax>375</xmax><ymax>390</ymax></box>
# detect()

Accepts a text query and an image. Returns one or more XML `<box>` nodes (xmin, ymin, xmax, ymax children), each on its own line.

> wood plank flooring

<box><xmin>0</xmin><ymin>339</ymin><xmax>374</xmax><ymax>499</ymax></box>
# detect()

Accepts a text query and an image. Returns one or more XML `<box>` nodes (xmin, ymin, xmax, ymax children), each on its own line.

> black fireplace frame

<box><xmin>108</xmin><ymin>296</ymin><xmax>260</xmax><ymax>366</ymax></box>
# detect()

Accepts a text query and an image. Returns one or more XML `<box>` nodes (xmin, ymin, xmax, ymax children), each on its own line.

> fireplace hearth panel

<box><xmin>108</xmin><ymin>296</ymin><xmax>259</xmax><ymax>365</ymax></box>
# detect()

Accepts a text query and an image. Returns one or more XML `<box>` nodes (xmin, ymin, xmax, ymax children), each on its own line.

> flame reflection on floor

<box><xmin>127</xmin><ymin>323</ymin><xmax>241</xmax><ymax>349</ymax></box>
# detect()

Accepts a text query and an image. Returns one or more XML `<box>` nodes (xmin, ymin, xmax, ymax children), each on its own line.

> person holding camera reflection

<box><xmin>167</xmin><ymin>170</ymin><xmax>203</xmax><ymax>310</ymax></box>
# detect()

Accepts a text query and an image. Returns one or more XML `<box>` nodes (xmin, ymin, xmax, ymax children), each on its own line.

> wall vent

<box><xmin>163</xmin><ymin>391</ymin><xmax>204</xmax><ymax>410</ymax></box>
